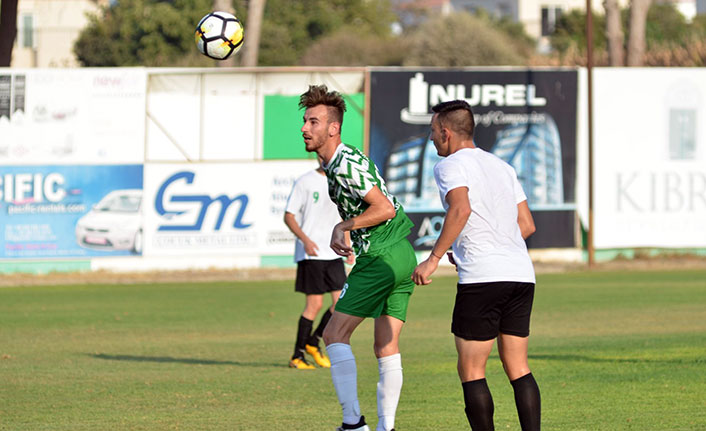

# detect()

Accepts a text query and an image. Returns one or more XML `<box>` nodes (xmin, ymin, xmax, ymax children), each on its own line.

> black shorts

<box><xmin>295</xmin><ymin>259</ymin><xmax>346</xmax><ymax>295</ymax></box>
<box><xmin>452</xmin><ymin>281</ymin><xmax>535</xmax><ymax>341</ymax></box>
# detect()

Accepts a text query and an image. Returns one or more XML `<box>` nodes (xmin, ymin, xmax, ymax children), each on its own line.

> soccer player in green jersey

<box><xmin>299</xmin><ymin>85</ymin><xmax>417</xmax><ymax>431</ymax></box>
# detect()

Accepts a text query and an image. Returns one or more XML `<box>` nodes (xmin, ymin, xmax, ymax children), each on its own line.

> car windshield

<box><xmin>95</xmin><ymin>195</ymin><xmax>141</xmax><ymax>213</ymax></box>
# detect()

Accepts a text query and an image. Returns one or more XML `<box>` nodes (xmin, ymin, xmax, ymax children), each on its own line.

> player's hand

<box><xmin>304</xmin><ymin>239</ymin><xmax>319</xmax><ymax>257</ymax></box>
<box><xmin>330</xmin><ymin>225</ymin><xmax>353</xmax><ymax>257</ymax></box>
<box><xmin>345</xmin><ymin>253</ymin><xmax>356</xmax><ymax>265</ymax></box>
<box><xmin>411</xmin><ymin>256</ymin><xmax>440</xmax><ymax>285</ymax></box>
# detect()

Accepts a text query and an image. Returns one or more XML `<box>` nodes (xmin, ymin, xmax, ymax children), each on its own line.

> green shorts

<box><xmin>335</xmin><ymin>239</ymin><xmax>417</xmax><ymax>321</ymax></box>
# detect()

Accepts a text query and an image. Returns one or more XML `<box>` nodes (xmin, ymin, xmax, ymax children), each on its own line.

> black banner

<box><xmin>369</xmin><ymin>69</ymin><xmax>578</xmax><ymax>249</ymax></box>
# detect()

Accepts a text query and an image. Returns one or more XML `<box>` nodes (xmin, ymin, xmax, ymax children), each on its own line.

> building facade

<box><xmin>11</xmin><ymin>0</ymin><xmax>107</xmax><ymax>68</ymax></box>
<box><xmin>450</xmin><ymin>0</ymin><xmax>633</xmax><ymax>50</ymax></box>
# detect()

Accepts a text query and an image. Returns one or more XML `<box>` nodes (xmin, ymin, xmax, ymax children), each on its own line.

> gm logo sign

<box><xmin>155</xmin><ymin>171</ymin><xmax>252</xmax><ymax>231</ymax></box>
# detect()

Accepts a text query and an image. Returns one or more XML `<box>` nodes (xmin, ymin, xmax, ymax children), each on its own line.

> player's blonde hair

<box><xmin>299</xmin><ymin>85</ymin><xmax>347</xmax><ymax>128</ymax></box>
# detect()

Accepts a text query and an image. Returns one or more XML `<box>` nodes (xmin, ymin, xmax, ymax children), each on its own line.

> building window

<box><xmin>22</xmin><ymin>14</ymin><xmax>34</xmax><ymax>48</ymax></box>
<box><xmin>541</xmin><ymin>7</ymin><xmax>562</xmax><ymax>36</ymax></box>
<box><xmin>498</xmin><ymin>3</ymin><xmax>511</xmax><ymax>18</ymax></box>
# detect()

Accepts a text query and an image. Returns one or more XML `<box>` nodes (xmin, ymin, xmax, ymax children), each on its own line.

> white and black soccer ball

<box><xmin>195</xmin><ymin>11</ymin><xmax>244</xmax><ymax>60</ymax></box>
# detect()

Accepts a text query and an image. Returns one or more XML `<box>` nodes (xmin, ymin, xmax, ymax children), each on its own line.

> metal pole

<box><xmin>586</xmin><ymin>0</ymin><xmax>595</xmax><ymax>267</ymax></box>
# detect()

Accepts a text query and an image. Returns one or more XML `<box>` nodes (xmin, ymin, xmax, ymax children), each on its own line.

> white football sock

<box><xmin>376</xmin><ymin>353</ymin><xmax>403</xmax><ymax>431</ymax></box>
<box><xmin>327</xmin><ymin>343</ymin><xmax>361</xmax><ymax>425</ymax></box>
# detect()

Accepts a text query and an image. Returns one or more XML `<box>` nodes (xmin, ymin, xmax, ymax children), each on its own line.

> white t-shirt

<box><xmin>434</xmin><ymin>147</ymin><xmax>535</xmax><ymax>284</ymax></box>
<box><xmin>285</xmin><ymin>169</ymin><xmax>342</xmax><ymax>262</ymax></box>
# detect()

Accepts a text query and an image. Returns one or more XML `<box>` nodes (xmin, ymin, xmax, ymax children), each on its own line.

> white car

<box><xmin>75</xmin><ymin>189</ymin><xmax>143</xmax><ymax>254</ymax></box>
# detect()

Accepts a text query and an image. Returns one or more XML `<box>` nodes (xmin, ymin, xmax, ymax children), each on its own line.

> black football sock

<box><xmin>341</xmin><ymin>415</ymin><xmax>367</xmax><ymax>429</ymax></box>
<box><xmin>308</xmin><ymin>309</ymin><xmax>332</xmax><ymax>346</ymax></box>
<box><xmin>293</xmin><ymin>316</ymin><xmax>313</xmax><ymax>359</ymax></box>
<box><xmin>462</xmin><ymin>378</ymin><xmax>495</xmax><ymax>431</ymax></box>
<box><xmin>510</xmin><ymin>373</ymin><xmax>541</xmax><ymax>431</ymax></box>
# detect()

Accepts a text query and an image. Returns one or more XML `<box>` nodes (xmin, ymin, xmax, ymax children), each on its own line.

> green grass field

<box><xmin>1</xmin><ymin>269</ymin><xmax>705</xmax><ymax>430</ymax></box>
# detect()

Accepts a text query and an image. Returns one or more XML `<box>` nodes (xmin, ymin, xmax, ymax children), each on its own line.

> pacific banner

<box><xmin>369</xmin><ymin>69</ymin><xmax>578</xmax><ymax>249</ymax></box>
<box><xmin>0</xmin><ymin>165</ymin><xmax>144</xmax><ymax>258</ymax></box>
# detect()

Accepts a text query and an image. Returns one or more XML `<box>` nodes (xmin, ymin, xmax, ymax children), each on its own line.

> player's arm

<box><xmin>284</xmin><ymin>211</ymin><xmax>319</xmax><ymax>256</ymax></box>
<box><xmin>412</xmin><ymin>187</ymin><xmax>470</xmax><ymax>285</ymax></box>
<box><xmin>517</xmin><ymin>200</ymin><xmax>536</xmax><ymax>240</ymax></box>
<box><xmin>329</xmin><ymin>186</ymin><xmax>395</xmax><ymax>257</ymax></box>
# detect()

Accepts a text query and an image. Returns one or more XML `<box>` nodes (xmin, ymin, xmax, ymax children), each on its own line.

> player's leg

<box><xmin>326</xmin><ymin>249</ymin><xmax>407</xmax><ymax>431</ymax></box>
<box><xmin>497</xmin><ymin>334</ymin><xmax>540</xmax><ymax>431</ymax></box>
<box><xmin>497</xmin><ymin>282</ymin><xmax>540</xmax><ymax>431</ymax></box>
<box><xmin>373</xmin><ymin>240</ymin><xmax>416</xmax><ymax>431</ymax></box>
<box><xmin>324</xmin><ymin>311</ymin><xmax>367</xmax><ymax>429</ymax></box>
<box><xmin>373</xmin><ymin>314</ymin><xmax>404</xmax><ymax>431</ymax></box>
<box><xmin>306</xmin><ymin>288</ymin><xmax>340</xmax><ymax>367</ymax></box>
<box><xmin>307</xmin><ymin>260</ymin><xmax>346</xmax><ymax>367</ymax></box>
<box><xmin>497</xmin><ymin>334</ymin><xmax>530</xmax><ymax>380</ymax></box>
<box><xmin>310</xmin><ymin>289</ymin><xmax>340</xmax><ymax>343</ymax></box>
<box><xmin>290</xmin><ymin>293</ymin><xmax>323</xmax><ymax>369</ymax></box>
<box><xmin>455</xmin><ymin>337</ymin><xmax>496</xmax><ymax>431</ymax></box>
<box><xmin>452</xmin><ymin>282</ymin><xmax>510</xmax><ymax>430</ymax></box>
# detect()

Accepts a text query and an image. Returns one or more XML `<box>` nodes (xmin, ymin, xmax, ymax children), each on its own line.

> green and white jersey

<box><xmin>324</xmin><ymin>143</ymin><xmax>413</xmax><ymax>255</ymax></box>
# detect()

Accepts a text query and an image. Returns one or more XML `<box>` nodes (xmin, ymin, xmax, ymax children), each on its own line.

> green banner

<box><xmin>263</xmin><ymin>93</ymin><xmax>364</xmax><ymax>159</ymax></box>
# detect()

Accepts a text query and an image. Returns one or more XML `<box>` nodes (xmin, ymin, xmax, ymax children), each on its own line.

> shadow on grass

<box><xmin>87</xmin><ymin>353</ymin><xmax>288</xmax><ymax>368</ymax></box>
<box><xmin>529</xmin><ymin>354</ymin><xmax>703</xmax><ymax>364</ymax></box>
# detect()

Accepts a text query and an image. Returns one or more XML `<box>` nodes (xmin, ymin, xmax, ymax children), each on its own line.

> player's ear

<box><xmin>329</xmin><ymin>121</ymin><xmax>341</xmax><ymax>136</ymax></box>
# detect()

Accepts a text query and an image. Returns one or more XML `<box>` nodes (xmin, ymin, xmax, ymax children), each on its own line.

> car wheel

<box><xmin>132</xmin><ymin>229</ymin><xmax>143</xmax><ymax>254</ymax></box>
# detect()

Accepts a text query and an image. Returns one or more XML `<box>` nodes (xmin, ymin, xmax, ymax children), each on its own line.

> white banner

<box><xmin>593</xmin><ymin>68</ymin><xmax>706</xmax><ymax>248</ymax></box>
<box><xmin>143</xmin><ymin>160</ymin><xmax>319</xmax><ymax>256</ymax></box>
<box><xmin>146</xmin><ymin>73</ymin><xmax>259</xmax><ymax>161</ymax></box>
<box><xmin>0</xmin><ymin>68</ymin><xmax>146</xmax><ymax>164</ymax></box>
<box><xmin>145</xmin><ymin>70</ymin><xmax>365</xmax><ymax>162</ymax></box>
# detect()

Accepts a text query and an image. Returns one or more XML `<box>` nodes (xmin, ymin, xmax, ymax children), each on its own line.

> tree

<box><xmin>240</xmin><ymin>0</ymin><xmax>265</xmax><ymax>67</ymax></box>
<box><xmin>257</xmin><ymin>0</ymin><xmax>396</xmax><ymax>66</ymax></box>
<box><xmin>0</xmin><ymin>0</ymin><xmax>19</xmax><ymax>66</ymax></box>
<box><xmin>626</xmin><ymin>0</ymin><xmax>652</xmax><ymax>66</ymax></box>
<box><xmin>643</xmin><ymin>2</ymin><xmax>688</xmax><ymax>47</ymax></box>
<box><xmin>73</xmin><ymin>0</ymin><xmax>395</xmax><ymax>67</ymax></box>
<box><xmin>551</xmin><ymin>9</ymin><xmax>606</xmax><ymax>56</ymax></box>
<box><xmin>473</xmin><ymin>8</ymin><xmax>536</xmax><ymax>58</ymax></box>
<box><xmin>549</xmin><ymin>1</ymin><xmax>695</xmax><ymax>66</ymax></box>
<box><xmin>75</xmin><ymin>0</ymin><xmax>234</xmax><ymax>67</ymax></box>
<box><xmin>300</xmin><ymin>30</ymin><xmax>407</xmax><ymax>66</ymax></box>
<box><xmin>213</xmin><ymin>0</ymin><xmax>238</xmax><ymax>67</ymax></box>
<box><xmin>402</xmin><ymin>12</ymin><xmax>525</xmax><ymax>67</ymax></box>
<box><xmin>604</xmin><ymin>0</ymin><xmax>624</xmax><ymax>66</ymax></box>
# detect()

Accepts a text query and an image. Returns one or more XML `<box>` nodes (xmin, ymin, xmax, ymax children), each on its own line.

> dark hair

<box><xmin>299</xmin><ymin>84</ymin><xmax>347</xmax><ymax>127</ymax></box>
<box><xmin>431</xmin><ymin>99</ymin><xmax>475</xmax><ymax>138</ymax></box>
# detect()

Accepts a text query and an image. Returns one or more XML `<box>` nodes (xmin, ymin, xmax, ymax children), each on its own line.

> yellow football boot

<box><xmin>305</xmin><ymin>344</ymin><xmax>331</xmax><ymax>368</ymax></box>
<box><xmin>289</xmin><ymin>357</ymin><xmax>315</xmax><ymax>370</ymax></box>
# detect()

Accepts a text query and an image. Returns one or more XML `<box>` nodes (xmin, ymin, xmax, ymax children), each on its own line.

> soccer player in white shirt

<box><xmin>412</xmin><ymin>100</ymin><xmax>541</xmax><ymax>431</ymax></box>
<box><xmin>284</xmin><ymin>157</ymin><xmax>354</xmax><ymax>370</ymax></box>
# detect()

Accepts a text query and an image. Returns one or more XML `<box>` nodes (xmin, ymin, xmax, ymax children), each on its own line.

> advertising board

<box><xmin>143</xmin><ymin>161</ymin><xmax>318</xmax><ymax>256</ymax></box>
<box><xmin>369</xmin><ymin>69</ymin><xmax>578</xmax><ymax>249</ymax></box>
<box><xmin>0</xmin><ymin>165</ymin><xmax>144</xmax><ymax>258</ymax></box>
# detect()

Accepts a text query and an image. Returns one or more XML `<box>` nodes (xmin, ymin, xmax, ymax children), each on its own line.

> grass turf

<box><xmin>1</xmin><ymin>269</ymin><xmax>705</xmax><ymax>430</ymax></box>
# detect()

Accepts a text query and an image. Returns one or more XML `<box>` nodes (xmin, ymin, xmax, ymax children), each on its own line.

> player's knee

<box><xmin>500</xmin><ymin>359</ymin><xmax>531</xmax><ymax>380</ymax></box>
<box><xmin>373</xmin><ymin>342</ymin><xmax>398</xmax><ymax>359</ymax></box>
<box><xmin>305</xmin><ymin>303</ymin><xmax>322</xmax><ymax>316</ymax></box>
<box><xmin>323</xmin><ymin>323</ymin><xmax>343</xmax><ymax>345</ymax></box>
<box><xmin>304</xmin><ymin>296</ymin><xmax>323</xmax><ymax>314</ymax></box>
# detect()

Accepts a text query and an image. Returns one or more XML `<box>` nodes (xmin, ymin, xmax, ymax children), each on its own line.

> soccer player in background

<box><xmin>412</xmin><ymin>100</ymin><xmax>541</xmax><ymax>431</ymax></box>
<box><xmin>299</xmin><ymin>84</ymin><xmax>417</xmax><ymax>431</ymax></box>
<box><xmin>284</xmin><ymin>156</ymin><xmax>354</xmax><ymax>370</ymax></box>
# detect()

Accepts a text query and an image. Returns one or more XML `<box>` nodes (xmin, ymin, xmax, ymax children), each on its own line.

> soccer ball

<box><xmin>195</xmin><ymin>11</ymin><xmax>244</xmax><ymax>60</ymax></box>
